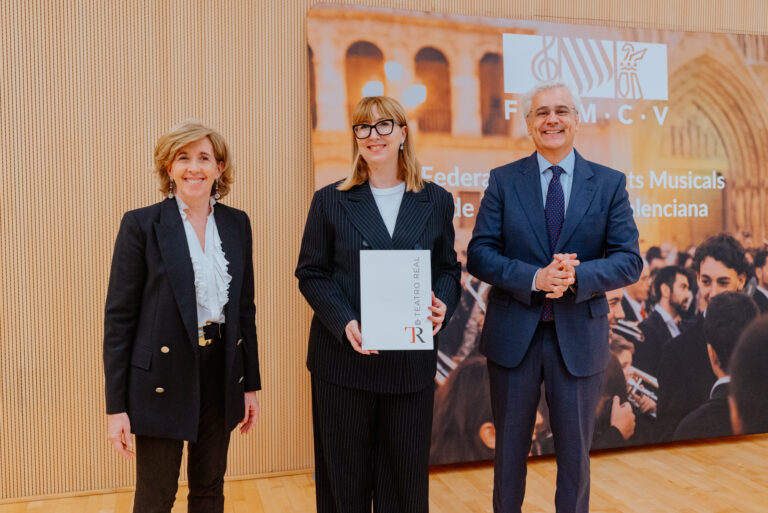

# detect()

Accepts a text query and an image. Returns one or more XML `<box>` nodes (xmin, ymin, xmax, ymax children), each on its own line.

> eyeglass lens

<box><xmin>353</xmin><ymin>119</ymin><xmax>395</xmax><ymax>138</ymax></box>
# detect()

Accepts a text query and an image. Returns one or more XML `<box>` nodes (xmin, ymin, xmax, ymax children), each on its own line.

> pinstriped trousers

<box><xmin>311</xmin><ymin>375</ymin><xmax>435</xmax><ymax>513</ymax></box>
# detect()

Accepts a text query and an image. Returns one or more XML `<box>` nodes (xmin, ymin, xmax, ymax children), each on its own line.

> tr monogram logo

<box><xmin>404</xmin><ymin>326</ymin><xmax>426</xmax><ymax>344</ymax></box>
<box><xmin>503</xmin><ymin>34</ymin><xmax>668</xmax><ymax>100</ymax></box>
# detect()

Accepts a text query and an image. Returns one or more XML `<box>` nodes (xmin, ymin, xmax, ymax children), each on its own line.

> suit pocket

<box><xmin>130</xmin><ymin>345</ymin><xmax>152</xmax><ymax>370</ymax></box>
<box><xmin>588</xmin><ymin>296</ymin><xmax>609</xmax><ymax>318</ymax></box>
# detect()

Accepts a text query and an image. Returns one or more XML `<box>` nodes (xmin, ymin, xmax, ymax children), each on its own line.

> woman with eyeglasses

<box><xmin>296</xmin><ymin>96</ymin><xmax>461</xmax><ymax>512</ymax></box>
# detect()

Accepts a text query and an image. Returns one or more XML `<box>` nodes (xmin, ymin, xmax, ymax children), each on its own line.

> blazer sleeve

<box><xmin>103</xmin><ymin>211</ymin><xmax>146</xmax><ymax>414</ymax></box>
<box><xmin>432</xmin><ymin>190</ymin><xmax>462</xmax><ymax>325</ymax></box>
<box><xmin>295</xmin><ymin>190</ymin><xmax>357</xmax><ymax>342</ymax></box>
<box><xmin>239</xmin><ymin>211</ymin><xmax>262</xmax><ymax>391</ymax></box>
<box><xmin>573</xmin><ymin>173</ymin><xmax>642</xmax><ymax>303</ymax></box>
<box><xmin>466</xmin><ymin>169</ymin><xmax>539</xmax><ymax>305</ymax></box>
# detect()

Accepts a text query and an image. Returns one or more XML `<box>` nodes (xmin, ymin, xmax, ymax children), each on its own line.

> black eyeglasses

<box><xmin>352</xmin><ymin>119</ymin><xmax>397</xmax><ymax>139</ymax></box>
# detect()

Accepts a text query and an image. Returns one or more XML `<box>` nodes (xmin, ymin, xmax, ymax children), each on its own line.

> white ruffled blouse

<box><xmin>176</xmin><ymin>196</ymin><xmax>232</xmax><ymax>327</ymax></box>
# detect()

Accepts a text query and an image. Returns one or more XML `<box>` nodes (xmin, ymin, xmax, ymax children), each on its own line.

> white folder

<box><xmin>360</xmin><ymin>250</ymin><xmax>434</xmax><ymax>350</ymax></box>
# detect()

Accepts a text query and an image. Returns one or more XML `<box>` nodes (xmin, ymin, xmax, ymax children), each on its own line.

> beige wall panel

<box><xmin>1</xmin><ymin>0</ymin><xmax>766</xmax><ymax>501</ymax></box>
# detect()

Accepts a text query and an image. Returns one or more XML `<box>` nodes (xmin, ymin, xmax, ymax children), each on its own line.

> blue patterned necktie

<box><xmin>541</xmin><ymin>165</ymin><xmax>565</xmax><ymax>321</ymax></box>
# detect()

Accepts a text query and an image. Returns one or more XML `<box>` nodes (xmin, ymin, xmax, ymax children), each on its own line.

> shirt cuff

<box><xmin>531</xmin><ymin>269</ymin><xmax>541</xmax><ymax>292</ymax></box>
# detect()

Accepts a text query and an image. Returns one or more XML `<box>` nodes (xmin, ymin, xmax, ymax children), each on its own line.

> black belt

<box><xmin>198</xmin><ymin>322</ymin><xmax>225</xmax><ymax>346</ymax></box>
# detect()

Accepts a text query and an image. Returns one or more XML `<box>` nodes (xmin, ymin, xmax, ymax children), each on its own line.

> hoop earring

<box><xmin>168</xmin><ymin>180</ymin><xmax>175</xmax><ymax>199</ymax></box>
<box><xmin>214</xmin><ymin>178</ymin><xmax>221</xmax><ymax>200</ymax></box>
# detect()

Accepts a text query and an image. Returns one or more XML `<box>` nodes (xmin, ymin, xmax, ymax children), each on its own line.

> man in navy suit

<box><xmin>467</xmin><ymin>81</ymin><xmax>642</xmax><ymax>513</ymax></box>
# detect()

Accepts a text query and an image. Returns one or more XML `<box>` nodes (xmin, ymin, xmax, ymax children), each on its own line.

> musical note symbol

<box><xmin>531</xmin><ymin>36</ymin><xmax>560</xmax><ymax>81</ymax></box>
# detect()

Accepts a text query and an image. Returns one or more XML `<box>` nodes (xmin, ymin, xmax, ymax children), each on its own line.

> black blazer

<box><xmin>752</xmin><ymin>289</ymin><xmax>768</xmax><ymax>314</ymax></box>
<box><xmin>295</xmin><ymin>181</ymin><xmax>461</xmax><ymax>394</ymax></box>
<box><xmin>655</xmin><ymin>316</ymin><xmax>715</xmax><ymax>441</ymax></box>
<box><xmin>674</xmin><ymin>382</ymin><xmax>732</xmax><ymax>440</ymax></box>
<box><xmin>103</xmin><ymin>198</ymin><xmax>261</xmax><ymax>442</ymax></box>
<box><xmin>636</xmin><ymin>309</ymin><xmax>674</xmax><ymax>377</ymax></box>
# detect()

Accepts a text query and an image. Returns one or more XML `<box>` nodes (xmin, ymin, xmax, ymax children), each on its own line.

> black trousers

<box><xmin>133</xmin><ymin>338</ymin><xmax>231</xmax><ymax>513</ymax></box>
<box><xmin>311</xmin><ymin>375</ymin><xmax>435</xmax><ymax>513</ymax></box>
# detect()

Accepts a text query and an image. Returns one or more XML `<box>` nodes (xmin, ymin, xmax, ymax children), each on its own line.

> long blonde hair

<box><xmin>338</xmin><ymin>96</ymin><xmax>423</xmax><ymax>192</ymax></box>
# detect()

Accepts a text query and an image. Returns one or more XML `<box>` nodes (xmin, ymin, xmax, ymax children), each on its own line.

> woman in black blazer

<box><xmin>104</xmin><ymin>121</ymin><xmax>261</xmax><ymax>513</ymax></box>
<box><xmin>296</xmin><ymin>96</ymin><xmax>461</xmax><ymax>513</ymax></box>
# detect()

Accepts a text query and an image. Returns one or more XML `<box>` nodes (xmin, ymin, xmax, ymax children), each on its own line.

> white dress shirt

<box><xmin>653</xmin><ymin>303</ymin><xmax>680</xmax><ymax>338</ymax></box>
<box><xmin>623</xmin><ymin>290</ymin><xmax>645</xmax><ymax>320</ymax></box>
<box><xmin>176</xmin><ymin>197</ymin><xmax>232</xmax><ymax>327</ymax></box>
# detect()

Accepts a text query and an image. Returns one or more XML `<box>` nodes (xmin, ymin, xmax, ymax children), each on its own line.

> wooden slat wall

<box><xmin>0</xmin><ymin>0</ymin><xmax>766</xmax><ymax>501</ymax></box>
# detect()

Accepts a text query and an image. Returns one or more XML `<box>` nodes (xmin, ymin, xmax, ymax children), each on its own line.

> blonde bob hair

<box><xmin>338</xmin><ymin>96</ymin><xmax>423</xmax><ymax>192</ymax></box>
<box><xmin>153</xmin><ymin>120</ymin><xmax>233</xmax><ymax>199</ymax></box>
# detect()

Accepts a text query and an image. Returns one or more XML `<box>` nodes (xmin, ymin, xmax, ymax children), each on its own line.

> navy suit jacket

<box><xmin>103</xmin><ymin>198</ymin><xmax>261</xmax><ymax>441</ymax></box>
<box><xmin>295</xmin><ymin>181</ymin><xmax>461</xmax><ymax>394</ymax></box>
<box><xmin>467</xmin><ymin>151</ymin><xmax>642</xmax><ymax>377</ymax></box>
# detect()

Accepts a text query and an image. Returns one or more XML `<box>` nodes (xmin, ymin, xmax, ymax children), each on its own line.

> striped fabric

<box><xmin>311</xmin><ymin>376</ymin><xmax>434</xmax><ymax>513</ymax></box>
<box><xmin>295</xmin><ymin>180</ymin><xmax>461</xmax><ymax>394</ymax></box>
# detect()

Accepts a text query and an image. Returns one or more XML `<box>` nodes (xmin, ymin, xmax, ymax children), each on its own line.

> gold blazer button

<box><xmin>155</xmin><ymin>387</ymin><xmax>165</xmax><ymax>394</ymax></box>
<box><xmin>161</xmin><ymin>346</ymin><xmax>170</xmax><ymax>353</ymax></box>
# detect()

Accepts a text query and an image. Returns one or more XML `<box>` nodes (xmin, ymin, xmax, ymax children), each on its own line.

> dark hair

<box><xmin>430</xmin><ymin>357</ymin><xmax>494</xmax><ymax>464</ymax></box>
<box><xmin>729</xmin><ymin>315</ymin><xmax>768</xmax><ymax>434</ymax></box>
<box><xmin>594</xmin><ymin>356</ymin><xmax>629</xmax><ymax>439</ymax></box>
<box><xmin>677</xmin><ymin>251</ymin><xmax>692</xmax><ymax>267</ymax></box>
<box><xmin>755</xmin><ymin>250</ymin><xmax>768</xmax><ymax>269</ymax></box>
<box><xmin>646</xmin><ymin>246</ymin><xmax>663</xmax><ymax>262</ymax></box>
<box><xmin>704</xmin><ymin>292</ymin><xmax>759</xmax><ymax>370</ymax></box>
<box><xmin>652</xmin><ymin>265</ymin><xmax>686</xmax><ymax>300</ymax></box>
<box><xmin>692</xmin><ymin>233</ymin><xmax>750</xmax><ymax>277</ymax></box>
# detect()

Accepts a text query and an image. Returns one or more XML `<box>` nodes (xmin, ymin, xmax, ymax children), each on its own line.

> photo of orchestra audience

<box><xmin>430</xmin><ymin>232</ymin><xmax>768</xmax><ymax>463</ymax></box>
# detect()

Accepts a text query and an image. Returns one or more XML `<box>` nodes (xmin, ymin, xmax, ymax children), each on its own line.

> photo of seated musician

<box><xmin>729</xmin><ymin>315</ymin><xmax>768</xmax><ymax>435</ymax></box>
<box><xmin>674</xmin><ymin>292</ymin><xmax>759</xmax><ymax>440</ymax></box>
<box><xmin>636</xmin><ymin>266</ymin><xmax>692</xmax><ymax>376</ymax></box>
<box><xmin>430</xmin><ymin>356</ymin><xmax>494</xmax><ymax>465</ymax></box>
<box><xmin>656</xmin><ymin>234</ymin><xmax>750</xmax><ymax>441</ymax></box>
<box><xmin>622</xmin><ymin>259</ymin><xmax>651</xmax><ymax>322</ymax></box>
<box><xmin>592</xmin><ymin>355</ymin><xmax>635</xmax><ymax>449</ymax></box>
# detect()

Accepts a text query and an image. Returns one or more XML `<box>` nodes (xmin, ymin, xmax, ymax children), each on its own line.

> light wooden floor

<box><xmin>2</xmin><ymin>434</ymin><xmax>767</xmax><ymax>512</ymax></box>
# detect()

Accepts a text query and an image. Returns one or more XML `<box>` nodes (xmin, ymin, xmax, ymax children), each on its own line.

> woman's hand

<box><xmin>240</xmin><ymin>391</ymin><xmax>260</xmax><ymax>434</ymax></box>
<box><xmin>107</xmin><ymin>412</ymin><xmax>134</xmax><ymax>458</ymax></box>
<box><xmin>345</xmin><ymin>320</ymin><xmax>378</xmax><ymax>355</ymax></box>
<box><xmin>428</xmin><ymin>292</ymin><xmax>447</xmax><ymax>335</ymax></box>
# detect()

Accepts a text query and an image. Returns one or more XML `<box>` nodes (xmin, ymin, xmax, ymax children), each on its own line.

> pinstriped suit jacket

<box><xmin>296</xmin><ymin>180</ymin><xmax>461</xmax><ymax>394</ymax></box>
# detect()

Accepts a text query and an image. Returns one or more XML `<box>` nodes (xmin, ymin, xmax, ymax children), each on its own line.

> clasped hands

<box><xmin>535</xmin><ymin>253</ymin><xmax>580</xmax><ymax>299</ymax></box>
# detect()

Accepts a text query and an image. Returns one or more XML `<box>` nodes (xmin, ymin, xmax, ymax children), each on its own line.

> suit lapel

<box><xmin>391</xmin><ymin>187</ymin><xmax>431</xmax><ymax>249</ymax></box>
<box><xmin>512</xmin><ymin>153</ymin><xmax>549</xmax><ymax>257</ymax></box>
<box><xmin>555</xmin><ymin>151</ymin><xmax>597</xmax><ymax>253</ymax></box>
<box><xmin>214</xmin><ymin>204</ymin><xmax>241</xmax><ymax>337</ymax></box>
<box><xmin>339</xmin><ymin>182</ymin><xmax>394</xmax><ymax>249</ymax></box>
<box><xmin>155</xmin><ymin>198</ymin><xmax>198</xmax><ymax>345</ymax></box>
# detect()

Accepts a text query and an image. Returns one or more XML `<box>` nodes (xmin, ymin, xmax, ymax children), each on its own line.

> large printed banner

<box><xmin>307</xmin><ymin>4</ymin><xmax>768</xmax><ymax>464</ymax></box>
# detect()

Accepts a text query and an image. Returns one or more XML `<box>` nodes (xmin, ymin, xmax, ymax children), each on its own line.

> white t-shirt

<box><xmin>370</xmin><ymin>182</ymin><xmax>405</xmax><ymax>237</ymax></box>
